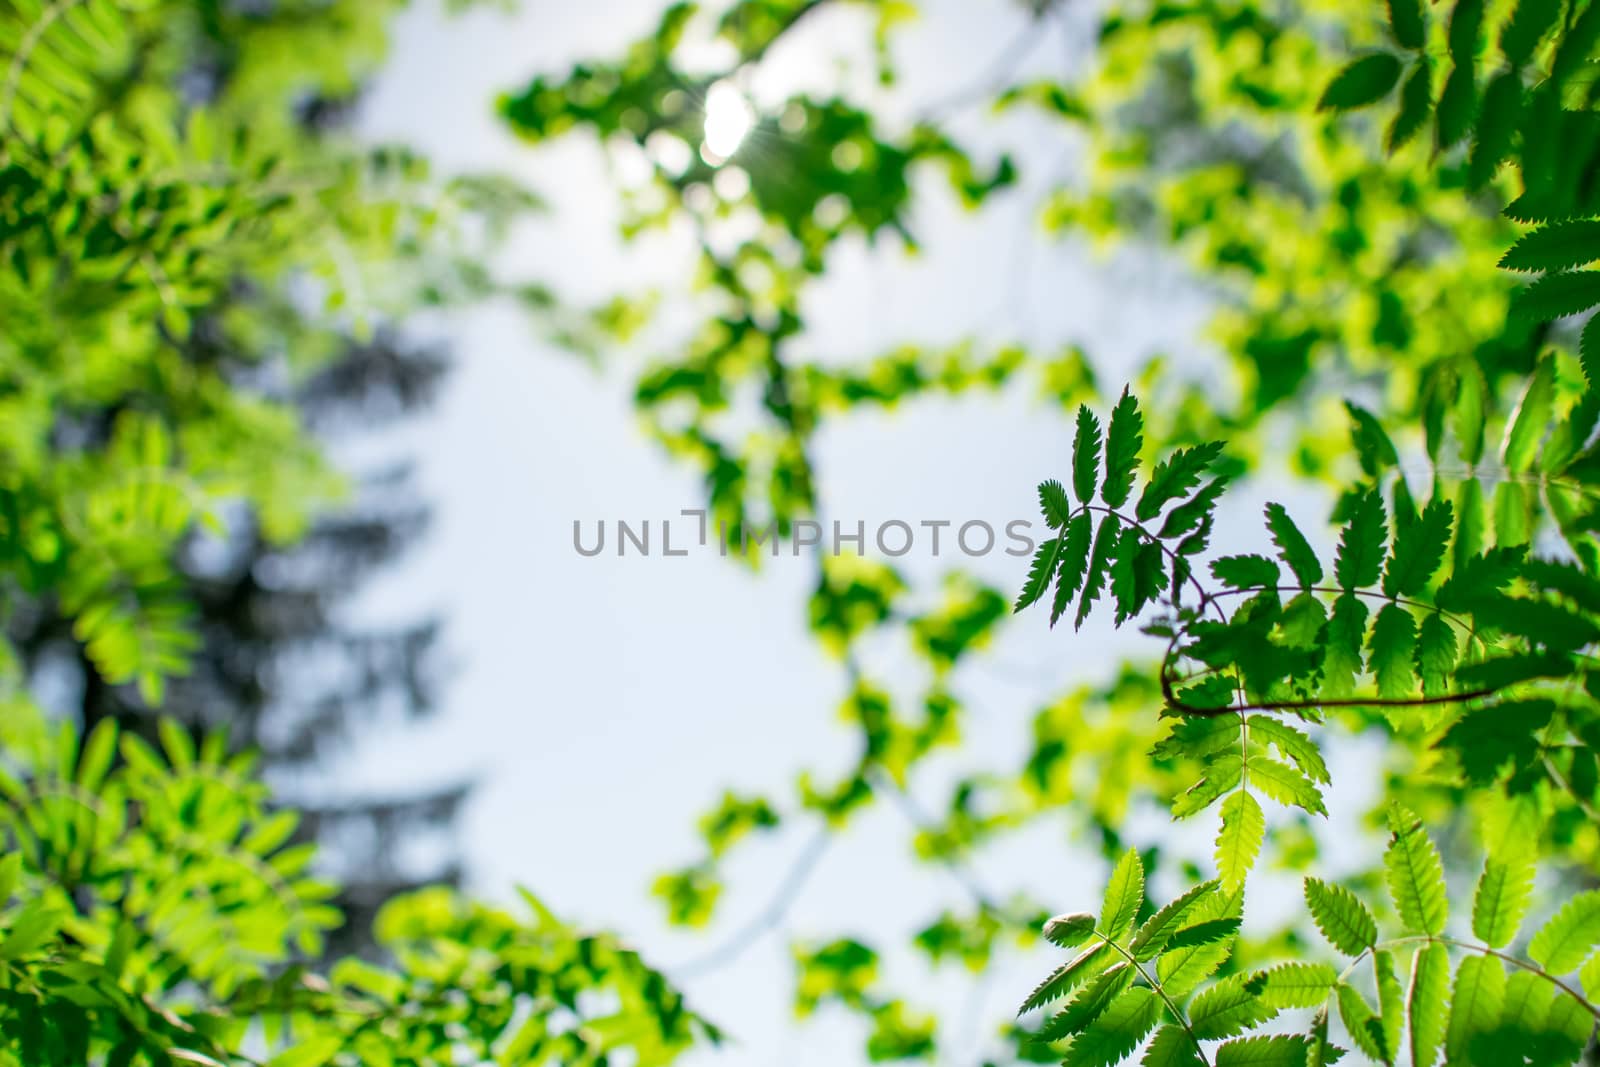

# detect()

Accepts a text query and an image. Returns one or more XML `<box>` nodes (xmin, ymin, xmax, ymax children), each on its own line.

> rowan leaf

<box><xmin>1189</xmin><ymin>972</ymin><xmax>1277</xmax><ymax>1040</ymax></box>
<box><xmin>1062</xmin><ymin>987</ymin><xmax>1162</xmax><ymax>1067</ymax></box>
<box><xmin>1040</xmin><ymin>479</ymin><xmax>1074</xmax><ymax>529</ymax></box>
<box><xmin>1319</xmin><ymin>53</ymin><xmax>1403</xmax><ymax>111</ymax></box>
<box><xmin>1131</xmin><ymin>879</ymin><xmax>1219</xmax><ymax>961</ymax></box>
<box><xmin>1503</xmin><ymin>354</ymin><xmax>1555</xmax><ymax>472</ymax></box>
<box><xmin>1446</xmin><ymin>955</ymin><xmax>1505</xmax><ymax>1063</ymax></box>
<box><xmin>1050</xmin><ymin>512</ymin><xmax>1094</xmax><ymax>627</ymax></box>
<box><xmin>1409</xmin><ymin>942</ymin><xmax>1450</xmax><ymax>1067</ymax></box>
<box><xmin>1102</xmin><ymin>388</ymin><xmax>1143</xmax><ymax>509</ymax></box>
<box><xmin>1305</xmin><ymin>878</ymin><xmax>1377</xmax><ymax>955</ymax></box>
<box><xmin>1136</xmin><ymin>441</ymin><xmax>1224</xmax><ymax>522</ymax></box>
<box><xmin>1037</xmin><ymin>962</ymin><xmax>1134</xmax><ymax>1041</ymax></box>
<box><xmin>1073</xmin><ymin>405</ymin><xmax>1103</xmax><ymax>505</ymax></box>
<box><xmin>1100</xmin><ymin>849</ymin><xmax>1145</xmax><ymax>941</ymax></box>
<box><xmin>1383</xmin><ymin>497</ymin><xmax>1451</xmax><ymax>597</ymax></box>
<box><xmin>1141</xmin><ymin>1026</ymin><xmax>1204</xmax><ymax>1067</ymax></box>
<box><xmin>1249</xmin><ymin>757</ymin><xmax>1326</xmax><ymax>816</ymax></box>
<box><xmin>1264</xmin><ymin>503</ymin><xmax>1323</xmax><ymax>587</ymax></box>
<box><xmin>1254</xmin><ymin>962</ymin><xmax>1338</xmax><ymax>1010</ymax></box>
<box><xmin>1335</xmin><ymin>489</ymin><xmax>1386</xmax><ymax>590</ymax></box>
<box><xmin>1473</xmin><ymin>857</ymin><xmax>1534</xmax><ymax>949</ymax></box>
<box><xmin>1015</xmin><ymin>536</ymin><xmax>1063</xmax><ymax>613</ymax></box>
<box><xmin>1076</xmin><ymin>514</ymin><xmax>1119</xmax><ymax>630</ymax></box>
<box><xmin>1215</xmin><ymin>1035</ymin><xmax>1310</xmax><ymax>1067</ymax></box>
<box><xmin>1500</xmin><ymin>220</ymin><xmax>1600</xmax><ymax>273</ymax></box>
<box><xmin>1528</xmin><ymin>889</ymin><xmax>1600</xmax><ymax>974</ymax></box>
<box><xmin>1511</xmin><ymin>270</ymin><xmax>1600</xmax><ymax>323</ymax></box>
<box><xmin>1215</xmin><ymin>791</ymin><xmax>1264</xmax><ymax>892</ymax></box>
<box><xmin>1415</xmin><ymin>612</ymin><xmax>1459</xmax><ymax>697</ymax></box>
<box><xmin>1369</xmin><ymin>603</ymin><xmax>1418</xmax><ymax>700</ymax></box>
<box><xmin>1384</xmin><ymin>804</ymin><xmax>1448</xmax><ymax>936</ymax></box>
<box><xmin>1020</xmin><ymin>941</ymin><xmax>1110</xmax><ymax>1013</ymax></box>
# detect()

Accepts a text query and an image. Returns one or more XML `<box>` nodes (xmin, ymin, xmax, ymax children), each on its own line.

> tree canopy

<box><xmin>4</xmin><ymin>0</ymin><xmax>1600</xmax><ymax>1065</ymax></box>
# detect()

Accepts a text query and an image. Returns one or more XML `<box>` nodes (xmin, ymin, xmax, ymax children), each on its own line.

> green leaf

<box><xmin>1248</xmin><ymin>757</ymin><xmax>1326</xmax><ymax>816</ymax></box>
<box><xmin>1142</xmin><ymin>1026</ymin><xmax>1204</xmax><ymax>1067</ymax></box>
<box><xmin>1388</xmin><ymin>0</ymin><xmax>1425</xmax><ymax>49</ymax></box>
<box><xmin>1337</xmin><ymin>982</ymin><xmax>1391</xmax><ymax>1065</ymax></box>
<box><xmin>1164</xmin><ymin>917</ymin><xmax>1242</xmax><ymax>953</ymax></box>
<box><xmin>1528</xmin><ymin>889</ymin><xmax>1600</xmax><ymax>974</ymax></box>
<box><xmin>1322</xmin><ymin>593</ymin><xmax>1368</xmax><ymax>696</ymax></box>
<box><xmin>1100</xmin><ymin>849</ymin><xmax>1145</xmax><ymax>941</ymax></box>
<box><xmin>1265</xmin><ymin>503</ymin><xmax>1323</xmax><ymax>587</ymax></box>
<box><xmin>1305</xmin><ymin>877</ymin><xmax>1378</xmax><ymax>955</ymax></box>
<box><xmin>1189</xmin><ymin>972</ymin><xmax>1277</xmax><ymax>1040</ymax></box>
<box><xmin>1076</xmin><ymin>514</ymin><xmax>1120</xmax><ymax>630</ymax></box>
<box><xmin>1375</xmin><ymin>949</ymin><xmax>1404</xmax><ymax>1066</ymax></box>
<box><xmin>1318</xmin><ymin>53</ymin><xmax>1403</xmax><ymax>110</ymax></box>
<box><xmin>1308</xmin><ymin>1005</ymin><xmax>1343</xmax><ymax>1067</ymax></box>
<box><xmin>1472</xmin><ymin>857</ymin><xmax>1534</xmax><ymax>949</ymax></box>
<box><xmin>1512</xmin><ymin>270</ymin><xmax>1600</xmax><ymax>323</ymax></box>
<box><xmin>1136</xmin><ymin>441</ymin><xmax>1224</xmax><ymax>522</ymax></box>
<box><xmin>1131</xmin><ymin>879</ymin><xmax>1219</xmax><ymax>961</ymax></box>
<box><xmin>1160</xmin><ymin>894</ymin><xmax>1241</xmax><ymax>998</ymax></box>
<box><xmin>1248</xmin><ymin>718</ymin><xmax>1330</xmax><ymax>784</ymax></box>
<box><xmin>1502</xmin><ymin>354</ymin><xmax>1555</xmax><ymax>472</ymax></box>
<box><xmin>1038</xmin><ymin>962</ymin><xmax>1134</xmax><ymax>1041</ymax></box>
<box><xmin>0</xmin><ymin>900</ymin><xmax>61</xmax><ymax>961</ymax></box>
<box><xmin>1435</xmin><ymin>61</ymin><xmax>1476</xmax><ymax>148</ymax></box>
<box><xmin>1384</xmin><ymin>805</ymin><xmax>1448</xmax><ymax>936</ymax></box>
<box><xmin>1255</xmin><ymin>962</ymin><xmax>1338</xmax><ymax>1010</ymax></box>
<box><xmin>1051</xmin><ymin>512</ymin><xmax>1094</xmax><ymax>627</ymax></box>
<box><xmin>1073</xmin><ymin>405</ymin><xmax>1103</xmax><ymax>505</ymax></box>
<box><xmin>1020</xmin><ymin>941</ymin><xmax>1110</xmax><ymax>1013</ymax></box>
<box><xmin>1469</xmin><ymin>69</ymin><xmax>1520</xmax><ymax>189</ymax></box>
<box><xmin>1015</xmin><ymin>536</ymin><xmax>1063</xmax><ymax>613</ymax></box>
<box><xmin>1063</xmin><ymin>987</ymin><xmax>1162</xmax><ymax>1067</ymax></box>
<box><xmin>1102</xmin><ymin>388</ymin><xmax>1143</xmax><ymax>509</ymax></box>
<box><xmin>1215</xmin><ymin>791</ymin><xmax>1264</xmax><ymax>892</ymax></box>
<box><xmin>1040</xmin><ymin>479</ymin><xmax>1074</xmax><ymax>529</ymax></box>
<box><xmin>1347</xmin><ymin>402</ymin><xmax>1400</xmax><ymax>475</ymax></box>
<box><xmin>1159</xmin><ymin>476</ymin><xmax>1228</xmax><ymax>540</ymax></box>
<box><xmin>1210</xmin><ymin>554</ymin><xmax>1280</xmax><ymax>590</ymax></box>
<box><xmin>1501</xmin><ymin>0</ymin><xmax>1562</xmax><ymax>66</ymax></box>
<box><xmin>1369</xmin><ymin>604</ymin><xmax>1419</xmax><ymax>699</ymax></box>
<box><xmin>1215</xmin><ymin>1035</ymin><xmax>1309</xmax><ymax>1067</ymax></box>
<box><xmin>1044</xmin><ymin>912</ymin><xmax>1097</xmax><ymax>949</ymax></box>
<box><xmin>1415</xmin><ymin>613</ymin><xmax>1459</xmax><ymax>697</ymax></box>
<box><xmin>1409</xmin><ymin>942</ymin><xmax>1450</xmax><ymax>1067</ymax></box>
<box><xmin>1500</xmin><ymin>220</ymin><xmax>1600</xmax><ymax>273</ymax></box>
<box><xmin>1446</xmin><ymin>955</ymin><xmax>1505</xmax><ymax>1063</ymax></box>
<box><xmin>1384</xmin><ymin>497</ymin><xmax>1452</xmax><ymax>597</ymax></box>
<box><xmin>1335</xmin><ymin>489</ymin><xmax>1386</xmax><ymax>590</ymax></box>
<box><xmin>76</xmin><ymin>718</ymin><xmax>117</xmax><ymax>792</ymax></box>
<box><xmin>1387</xmin><ymin>60</ymin><xmax>1433</xmax><ymax>151</ymax></box>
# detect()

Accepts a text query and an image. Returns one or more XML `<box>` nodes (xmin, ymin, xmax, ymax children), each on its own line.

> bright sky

<box><xmin>338</xmin><ymin>2</ymin><xmax>1381</xmax><ymax>1062</ymax></box>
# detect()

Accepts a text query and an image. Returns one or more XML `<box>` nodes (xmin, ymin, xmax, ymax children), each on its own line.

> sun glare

<box><xmin>702</xmin><ymin>81</ymin><xmax>754</xmax><ymax>163</ymax></box>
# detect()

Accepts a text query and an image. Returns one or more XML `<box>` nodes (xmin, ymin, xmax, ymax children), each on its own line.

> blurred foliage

<box><xmin>0</xmin><ymin>0</ymin><xmax>708</xmax><ymax>1063</ymax></box>
<box><xmin>499</xmin><ymin>0</ymin><xmax>1600</xmax><ymax>1063</ymax></box>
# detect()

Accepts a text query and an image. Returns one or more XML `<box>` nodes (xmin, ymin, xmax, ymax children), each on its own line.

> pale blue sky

<box><xmin>329</xmin><ymin>2</ymin><xmax>1380</xmax><ymax>1062</ymax></box>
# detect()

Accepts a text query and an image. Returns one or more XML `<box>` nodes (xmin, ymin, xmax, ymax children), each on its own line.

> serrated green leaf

<box><xmin>1415</xmin><ymin>612</ymin><xmax>1458</xmax><ymax>697</ymax></box>
<box><xmin>1172</xmin><ymin>754</ymin><xmax>1244</xmax><ymax>819</ymax></box>
<box><xmin>1375</xmin><ymin>949</ymin><xmax>1404</xmax><ymax>1066</ymax></box>
<box><xmin>1337</xmin><ymin>982</ymin><xmax>1390</xmax><ymax>1065</ymax></box>
<box><xmin>1076</xmin><ymin>514</ymin><xmax>1119</xmax><ymax>631</ymax></box>
<box><xmin>1500</xmin><ymin>220</ymin><xmax>1600</xmax><ymax>273</ymax></box>
<box><xmin>1319</xmin><ymin>53</ymin><xmax>1403</xmax><ymax>111</ymax></box>
<box><xmin>1020</xmin><ymin>941</ymin><xmax>1110</xmax><ymax>1013</ymax></box>
<box><xmin>1409</xmin><ymin>942</ymin><xmax>1450</xmax><ymax>1067</ymax></box>
<box><xmin>1255</xmin><ymin>963</ymin><xmax>1338</xmax><ymax>1010</ymax></box>
<box><xmin>1136</xmin><ymin>441</ymin><xmax>1224</xmax><ymax>522</ymax></box>
<box><xmin>1501</xmin><ymin>0</ymin><xmax>1562</xmax><ymax>66</ymax></box>
<box><xmin>1073</xmin><ymin>405</ymin><xmax>1103</xmax><ymax>505</ymax></box>
<box><xmin>1469</xmin><ymin>69</ymin><xmax>1520</xmax><ymax>189</ymax></box>
<box><xmin>1063</xmin><ymin>987</ymin><xmax>1162</xmax><ymax>1067</ymax></box>
<box><xmin>1265</xmin><ymin>503</ymin><xmax>1323</xmax><ymax>587</ymax></box>
<box><xmin>1503</xmin><ymin>354</ymin><xmax>1556</xmax><ymax>472</ymax></box>
<box><xmin>1142</xmin><ymin>1025</ymin><xmax>1204</xmax><ymax>1067</ymax></box>
<box><xmin>1446</xmin><ymin>955</ymin><xmax>1504</xmax><ymax>1063</ymax></box>
<box><xmin>1435</xmin><ymin>61</ymin><xmax>1475</xmax><ymax>148</ymax></box>
<box><xmin>1015</xmin><ymin>536</ymin><xmax>1063</xmax><ymax>613</ymax></box>
<box><xmin>1189</xmin><ymin>972</ymin><xmax>1277</xmax><ymax>1040</ymax></box>
<box><xmin>1160</xmin><ymin>893</ymin><xmax>1240</xmax><ymax>998</ymax></box>
<box><xmin>1384</xmin><ymin>497</ymin><xmax>1452</xmax><ymax>597</ymax></box>
<box><xmin>1336</xmin><ymin>489</ymin><xmax>1386</xmax><ymax>590</ymax></box>
<box><xmin>1512</xmin><ymin>271</ymin><xmax>1600</xmax><ymax>323</ymax></box>
<box><xmin>1103</xmin><ymin>388</ymin><xmax>1143</xmax><ymax>509</ymax></box>
<box><xmin>1038</xmin><ymin>962</ymin><xmax>1134</xmax><ymax>1041</ymax></box>
<box><xmin>1388</xmin><ymin>0</ymin><xmax>1424</xmax><ymax>49</ymax></box>
<box><xmin>1051</xmin><ymin>512</ymin><xmax>1094</xmax><ymax>627</ymax></box>
<box><xmin>1473</xmin><ymin>857</ymin><xmax>1534</xmax><ymax>948</ymax></box>
<box><xmin>1100</xmin><ymin>849</ymin><xmax>1145</xmax><ymax>941</ymax></box>
<box><xmin>1159</xmin><ymin>476</ymin><xmax>1229</xmax><ymax>540</ymax></box>
<box><xmin>1131</xmin><ymin>879</ymin><xmax>1219</xmax><ymax>961</ymax></box>
<box><xmin>1370</xmin><ymin>603</ymin><xmax>1419</xmax><ymax>700</ymax></box>
<box><xmin>1322</xmin><ymin>593</ymin><xmax>1368</xmax><ymax>697</ymax></box>
<box><xmin>1211</xmin><ymin>554</ymin><xmax>1280</xmax><ymax>590</ymax></box>
<box><xmin>1248</xmin><ymin>717</ymin><xmax>1330</xmax><ymax>785</ymax></box>
<box><xmin>1215</xmin><ymin>791</ymin><xmax>1264</xmax><ymax>892</ymax></box>
<box><xmin>1249</xmin><ymin>757</ymin><xmax>1326</xmax><ymax>816</ymax></box>
<box><xmin>1305</xmin><ymin>878</ymin><xmax>1378</xmax><ymax>955</ymax></box>
<box><xmin>1215</xmin><ymin>1035</ymin><xmax>1310</xmax><ymax>1067</ymax></box>
<box><xmin>1040</xmin><ymin>479</ymin><xmax>1074</xmax><ymax>529</ymax></box>
<box><xmin>1528</xmin><ymin>889</ymin><xmax>1600</xmax><ymax>974</ymax></box>
<box><xmin>1164</xmin><ymin>917</ymin><xmax>1242</xmax><ymax>953</ymax></box>
<box><xmin>1387</xmin><ymin>60</ymin><xmax>1433</xmax><ymax>151</ymax></box>
<box><xmin>1384</xmin><ymin>805</ymin><xmax>1448</xmax><ymax>936</ymax></box>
